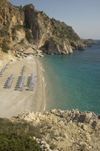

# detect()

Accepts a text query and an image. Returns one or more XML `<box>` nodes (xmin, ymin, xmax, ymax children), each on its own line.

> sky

<box><xmin>8</xmin><ymin>0</ymin><xmax>100</xmax><ymax>39</ymax></box>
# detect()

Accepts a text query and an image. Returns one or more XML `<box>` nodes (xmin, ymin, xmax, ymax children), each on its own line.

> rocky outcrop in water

<box><xmin>12</xmin><ymin>109</ymin><xmax>100</xmax><ymax>151</ymax></box>
<box><xmin>83</xmin><ymin>39</ymin><xmax>98</xmax><ymax>44</ymax></box>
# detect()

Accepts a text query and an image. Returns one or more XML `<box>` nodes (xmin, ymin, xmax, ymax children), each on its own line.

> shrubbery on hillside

<box><xmin>12</xmin><ymin>25</ymin><xmax>25</xmax><ymax>34</ymax></box>
<box><xmin>1</xmin><ymin>39</ymin><xmax>9</xmax><ymax>53</ymax></box>
<box><xmin>0</xmin><ymin>26</ymin><xmax>10</xmax><ymax>37</ymax></box>
<box><xmin>0</xmin><ymin>118</ymin><xmax>41</xmax><ymax>151</ymax></box>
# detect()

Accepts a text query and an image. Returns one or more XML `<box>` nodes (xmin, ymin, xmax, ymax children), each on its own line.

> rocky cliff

<box><xmin>0</xmin><ymin>0</ymin><xmax>24</xmax><ymax>27</ymax></box>
<box><xmin>24</xmin><ymin>5</ymin><xmax>87</xmax><ymax>54</ymax></box>
<box><xmin>10</xmin><ymin>109</ymin><xmax>100</xmax><ymax>150</ymax></box>
<box><xmin>0</xmin><ymin>0</ymin><xmax>89</xmax><ymax>57</ymax></box>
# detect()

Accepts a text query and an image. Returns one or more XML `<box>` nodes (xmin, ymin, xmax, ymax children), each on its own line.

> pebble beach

<box><xmin>0</xmin><ymin>56</ymin><xmax>46</xmax><ymax>118</ymax></box>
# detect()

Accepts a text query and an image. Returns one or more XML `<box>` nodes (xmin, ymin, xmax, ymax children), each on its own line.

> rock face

<box><xmin>24</xmin><ymin>5</ymin><xmax>86</xmax><ymax>54</ymax></box>
<box><xmin>12</xmin><ymin>109</ymin><xmax>100</xmax><ymax>151</ymax></box>
<box><xmin>41</xmin><ymin>37</ymin><xmax>73</xmax><ymax>55</ymax></box>
<box><xmin>0</xmin><ymin>0</ymin><xmax>24</xmax><ymax>28</ymax></box>
<box><xmin>0</xmin><ymin>0</ymin><xmax>91</xmax><ymax>56</ymax></box>
<box><xmin>70</xmin><ymin>40</ymin><xmax>87</xmax><ymax>50</ymax></box>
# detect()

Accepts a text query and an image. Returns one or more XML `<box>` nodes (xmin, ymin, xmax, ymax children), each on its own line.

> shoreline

<box><xmin>35</xmin><ymin>58</ymin><xmax>46</xmax><ymax>113</ymax></box>
<box><xmin>0</xmin><ymin>56</ymin><xmax>46</xmax><ymax>118</ymax></box>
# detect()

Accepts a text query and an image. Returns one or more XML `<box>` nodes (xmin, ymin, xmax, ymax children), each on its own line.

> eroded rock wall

<box><xmin>0</xmin><ymin>0</ymin><xmax>24</xmax><ymax>28</ymax></box>
<box><xmin>24</xmin><ymin>5</ymin><xmax>86</xmax><ymax>54</ymax></box>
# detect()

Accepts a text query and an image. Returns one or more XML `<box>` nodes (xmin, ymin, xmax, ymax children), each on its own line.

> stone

<box><xmin>86</xmin><ymin>133</ymin><xmax>91</xmax><ymax>141</ymax></box>
<box><xmin>91</xmin><ymin>121</ymin><xmax>97</xmax><ymax>129</ymax></box>
<box><xmin>63</xmin><ymin>134</ymin><xmax>68</xmax><ymax>139</ymax></box>
<box><xmin>52</xmin><ymin>119</ymin><xmax>57</xmax><ymax>125</ymax></box>
<box><xmin>98</xmin><ymin>114</ymin><xmax>100</xmax><ymax>119</ymax></box>
<box><xmin>81</xmin><ymin>124</ymin><xmax>88</xmax><ymax>131</ymax></box>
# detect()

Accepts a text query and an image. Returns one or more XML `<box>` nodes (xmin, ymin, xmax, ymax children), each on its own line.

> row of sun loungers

<box><xmin>29</xmin><ymin>73</ymin><xmax>34</xmax><ymax>91</ymax></box>
<box><xmin>18</xmin><ymin>66</ymin><xmax>26</xmax><ymax>91</ymax></box>
<box><xmin>5</xmin><ymin>73</ymin><xmax>34</xmax><ymax>91</ymax></box>
<box><xmin>6</xmin><ymin>74</ymin><xmax>14</xmax><ymax>88</ymax></box>
<box><xmin>1</xmin><ymin>65</ymin><xmax>35</xmax><ymax>91</ymax></box>
<box><xmin>17</xmin><ymin>74</ymin><xmax>25</xmax><ymax>91</ymax></box>
<box><xmin>17</xmin><ymin>73</ymin><xmax>34</xmax><ymax>91</ymax></box>
<box><xmin>0</xmin><ymin>63</ymin><xmax>9</xmax><ymax>77</ymax></box>
<box><xmin>21</xmin><ymin>65</ymin><xmax>26</xmax><ymax>74</ymax></box>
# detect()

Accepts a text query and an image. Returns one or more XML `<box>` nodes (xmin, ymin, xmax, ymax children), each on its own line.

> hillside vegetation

<box><xmin>0</xmin><ymin>118</ymin><xmax>41</xmax><ymax>151</ymax></box>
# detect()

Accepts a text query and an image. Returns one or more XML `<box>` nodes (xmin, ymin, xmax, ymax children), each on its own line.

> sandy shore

<box><xmin>0</xmin><ymin>56</ymin><xmax>46</xmax><ymax>118</ymax></box>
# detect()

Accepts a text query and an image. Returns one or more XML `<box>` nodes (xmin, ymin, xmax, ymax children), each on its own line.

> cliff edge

<box><xmin>0</xmin><ymin>0</ymin><xmax>92</xmax><ymax>57</ymax></box>
<box><xmin>9</xmin><ymin>109</ymin><xmax>100</xmax><ymax>150</ymax></box>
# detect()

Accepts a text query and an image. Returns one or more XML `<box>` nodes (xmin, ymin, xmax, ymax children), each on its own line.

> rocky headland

<box><xmin>10</xmin><ymin>109</ymin><xmax>100</xmax><ymax>151</ymax></box>
<box><xmin>83</xmin><ymin>39</ymin><xmax>98</xmax><ymax>44</ymax></box>
<box><xmin>0</xmin><ymin>0</ymin><xmax>98</xmax><ymax>59</ymax></box>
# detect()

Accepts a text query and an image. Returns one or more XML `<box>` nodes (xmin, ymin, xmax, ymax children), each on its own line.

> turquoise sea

<box><xmin>40</xmin><ymin>40</ymin><xmax>100</xmax><ymax>115</ymax></box>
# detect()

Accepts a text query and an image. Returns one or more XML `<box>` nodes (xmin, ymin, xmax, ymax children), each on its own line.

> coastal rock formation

<box><xmin>11</xmin><ymin>109</ymin><xmax>100</xmax><ymax>151</ymax></box>
<box><xmin>0</xmin><ymin>0</ymin><xmax>94</xmax><ymax>57</ymax></box>
<box><xmin>24</xmin><ymin>5</ymin><xmax>85</xmax><ymax>54</ymax></box>
<box><xmin>83</xmin><ymin>39</ymin><xmax>98</xmax><ymax>44</ymax></box>
<box><xmin>70</xmin><ymin>40</ymin><xmax>87</xmax><ymax>50</ymax></box>
<box><xmin>41</xmin><ymin>37</ymin><xmax>73</xmax><ymax>55</ymax></box>
<box><xmin>0</xmin><ymin>0</ymin><xmax>24</xmax><ymax>28</ymax></box>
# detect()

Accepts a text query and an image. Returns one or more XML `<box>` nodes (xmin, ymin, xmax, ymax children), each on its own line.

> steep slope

<box><xmin>10</xmin><ymin>109</ymin><xmax>100</xmax><ymax>151</ymax></box>
<box><xmin>24</xmin><ymin>5</ymin><xmax>86</xmax><ymax>55</ymax></box>
<box><xmin>0</xmin><ymin>0</ymin><xmax>25</xmax><ymax>55</ymax></box>
<box><xmin>0</xmin><ymin>1</ymin><xmax>38</xmax><ymax>58</ymax></box>
<box><xmin>0</xmin><ymin>0</ymin><xmax>24</xmax><ymax>27</ymax></box>
<box><xmin>0</xmin><ymin>0</ymin><xmax>87</xmax><ymax>56</ymax></box>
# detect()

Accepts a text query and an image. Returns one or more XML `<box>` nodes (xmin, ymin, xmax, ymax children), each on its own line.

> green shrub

<box><xmin>0</xmin><ymin>118</ymin><xmax>41</xmax><ymax>151</ymax></box>
<box><xmin>12</xmin><ymin>25</ymin><xmax>25</xmax><ymax>33</ymax></box>
<box><xmin>52</xmin><ymin>24</ymin><xmax>80</xmax><ymax>41</ymax></box>
<box><xmin>1</xmin><ymin>39</ymin><xmax>9</xmax><ymax>53</ymax></box>
<box><xmin>12</xmin><ymin>35</ymin><xmax>17</xmax><ymax>41</ymax></box>
<box><xmin>0</xmin><ymin>133</ymin><xmax>41</xmax><ymax>151</ymax></box>
<box><xmin>19</xmin><ymin>5</ymin><xmax>23</xmax><ymax>13</ymax></box>
<box><xmin>0</xmin><ymin>26</ymin><xmax>10</xmax><ymax>37</ymax></box>
<box><xmin>23</xmin><ymin>4</ymin><xmax>35</xmax><ymax>10</ymax></box>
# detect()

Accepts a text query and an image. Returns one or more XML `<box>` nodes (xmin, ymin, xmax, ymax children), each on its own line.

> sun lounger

<box><xmin>6</xmin><ymin>74</ymin><xmax>14</xmax><ymax>88</ymax></box>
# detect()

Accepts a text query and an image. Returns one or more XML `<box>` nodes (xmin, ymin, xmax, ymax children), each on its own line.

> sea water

<box><xmin>40</xmin><ymin>40</ymin><xmax>100</xmax><ymax>115</ymax></box>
